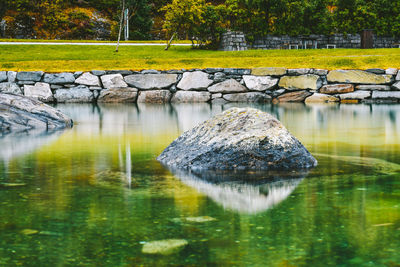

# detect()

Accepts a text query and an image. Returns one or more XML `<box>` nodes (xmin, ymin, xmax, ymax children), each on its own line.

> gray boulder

<box><xmin>157</xmin><ymin>107</ymin><xmax>317</xmax><ymax>171</ymax></box>
<box><xmin>124</xmin><ymin>74</ymin><xmax>177</xmax><ymax>90</ymax></box>
<box><xmin>100</xmin><ymin>74</ymin><xmax>127</xmax><ymax>89</ymax></box>
<box><xmin>392</xmin><ymin>81</ymin><xmax>400</xmax><ymax>90</ymax></box>
<box><xmin>7</xmin><ymin>71</ymin><xmax>17</xmax><ymax>83</ymax></box>
<box><xmin>75</xmin><ymin>72</ymin><xmax>101</xmax><ymax>87</ymax></box>
<box><xmin>171</xmin><ymin>91</ymin><xmax>211</xmax><ymax>102</ymax></box>
<box><xmin>24</xmin><ymin>82</ymin><xmax>54</xmax><ymax>103</ymax></box>
<box><xmin>98</xmin><ymin>88</ymin><xmax>138</xmax><ymax>102</ymax></box>
<box><xmin>339</xmin><ymin>91</ymin><xmax>371</xmax><ymax>100</ymax></box>
<box><xmin>0</xmin><ymin>93</ymin><xmax>72</xmax><ymax>133</ymax></box>
<box><xmin>208</xmin><ymin>79</ymin><xmax>247</xmax><ymax>93</ymax></box>
<box><xmin>16</xmin><ymin>71</ymin><xmax>44</xmax><ymax>82</ymax></box>
<box><xmin>372</xmin><ymin>91</ymin><xmax>400</xmax><ymax>100</ymax></box>
<box><xmin>43</xmin><ymin>73</ymin><xmax>75</xmax><ymax>84</ymax></box>
<box><xmin>327</xmin><ymin>70</ymin><xmax>392</xmax><ymax>84</ymax></box>
<box><xmin>279</xmin><ymin>75</ymin><xmax>322</xmax><ymax>90</ymax></box>
<box><xmin>385</xmin><ymin>68</ymin><xmax>398</xmax><ymax>75</ymax></box>
<box><xmin>54</xmin><ymin>86</ymin><xmax>94</xmax><ymax>103</ymax></box>
<box><xmin>91</xmin><ymin>70</ymin><xmax>106</xmax><ymax>76</ymax></box>
<box><xmin>223</xmin><ymin>92</ymin><xmax>271</xmax><ymax>102</ymax></box>
<box><xmin>243</xmin><ymin>75</ymin><xmax>278</xmax><ymax>91</ymax></box>
<box><xmin>0</xmin><ymin>82</ymin><xmax>22</xmax><ymax>94</ymax></box>
<box><xmin>356</xmin><ymin>85</ymin><xmax>391</xmax><ymax>91</ymax></box>
<box><xmin>137</xmin><ymin>90</ymin><xmax>171</xmax><ymax>103</ymax></box>
<box><xmin>177</xmin><ymin>71</ymin><xmax>213</xmax><ymax>90</ymax></box>
<box><xmin>0</xmin><ymin>71</ymin><xmax>7</xmax><ymax>82</ymax></box>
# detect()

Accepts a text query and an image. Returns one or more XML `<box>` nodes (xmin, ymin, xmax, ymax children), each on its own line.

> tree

<box><xmin>161</xmin><ymin>0</ymin><xmax>225</xmax><ymax>49</ymax></box>
<box><xmin>161</xmin><ymin>0</ymin><xmax>208</xmax><ymax>42</ymax></box>
<box><xmin>126</xmin><ymin>0</ymin><xmax>152</xmax><ymax>39</ymax></box>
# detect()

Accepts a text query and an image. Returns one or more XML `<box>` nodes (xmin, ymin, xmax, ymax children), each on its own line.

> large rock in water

<box><xmin>157</xmin><ymin>107</ymin><xmax>317</xmax><ymax>171</ymax></box>
<box><xmin>0</xmin><ymin>93</ymin><xmax>72</xmax><ymax>133</ymax></box>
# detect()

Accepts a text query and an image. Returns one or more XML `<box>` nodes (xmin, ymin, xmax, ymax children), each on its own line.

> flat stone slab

<box><xmin>372</xmin><ymin>91</ymin><xmax>400</xmax><ymax>99</ymax></box>
<box><xmin>356</xmin><ymin>85</ymin><xmax>391</xmax><ymax>91</ymax></box>
<box><xmin>137</xmin><ymin>90</ymin><xmax>171</xmax><ymax>103</ymax></box>
<box><xmin>43</xmin><ymin>73</ymin><xmax>75</xmax><ymax>84</ymax></box>
<box><xmin>320</xmin><ymin>84</ymin><xmax>354</xmax><ymax>94</ymax></box>
<box><xmin>125</xmin><ymin>74</ymin><xmax>177</xmax><ymax>90</ymax></box>
<box><xmin>16</xmin><ymin>71</ymin><xmax>44</xmax><ymax>82</ymax></box>
<box><xmin>100</xmin><ymin>74</ymin><xmax>127</xmax><ymax>89</ymax></box>
<box><xmin>287</xmin><ymin>68</ymin><xmax>312</xmax><ymax>75</ymax></box>
<box><xmin>314</xmin><ymin>69</ymin><xmax>329</xmax><ymax>76</ymax></box>
<box><xmin>0</xmin><ymin>93</ymin><xmax>72</xmax><ymax>133</ymax></box>
<box><xmin>177</xmin><ymin>71</ymin><xmax>213</xmax><ymax>90</ymax></box>
<box><xmin>243</xmin><ymin>75</ymin><xmax>278</xmax><ymax>91</ymax></box>
<box><xmin>339</xmin><ymin>90</ymin><xmax>371</xmax><ymax>100</ymax></box>
<box><xmin>98</xmin><ymin>88</ymin><xmax>138</xmax><ymax>102</ymax></box>
<box><xmin>158</xmin><ymin>107</ymin><xmax>317</xmax><ymax>171</ymax></box>
<box><xmin>278</xmin><ymin>75</ymin><xmax>322</xmax><ymax>90</ymax></box>
<box><xmin>142</xmin><ymin>239</ymin><xmax>188</xmax><ymax>255</ymax></box>
<box><xmin>75</xmin><ymin>72</ymin><xmax>101</xmax><ymax>87</ymax></box>
<box><xmin>0</xmin><ymin>82</ymin><xmax>22</xmax><ymax>94</ymax></box>
<box><xmin>171</xmin><ymin>91</ymin><xmax>211</xmax><ymax>102</ymax></box>
<box><xmin>327</xmin><ymin>70</ymin><xmax>392</xmax><ymax>84</ymax></box>
<box><xmin>208</xmin><ymin>79</ymin><xmax>247</xmax><ymax>93</ymax></box>
<box><xmin>54</xmin><ymin>86</ymin><xmax>94</xmax><ymax>103</ymax></box>
<box><xmin>305</xmin><ymin>93</ymin><xmax>339</xmax><ymax>103</ymax></box>
<box><xmin>277</xmin><ymin>91</ymin><xmax>312</xmax><ymax>102</ymax></box>
<box><xmin>251</xmin><ymin>67</ymin><xmax>287</xmax><ymax>76</ymax></box>
<box><xmin>223</xmin><ymin>92</ymin><xmax>271</xmax><ymax>102</ymax></box>
<box><xmin>366</xmin><ymin>68</ymin><xmax>385</xmax><ymax>74</ymax></box>
<box><xmin>24</xmin><ymin>82</ymin><xmax>54</xmax><ymax>103</ymax></box>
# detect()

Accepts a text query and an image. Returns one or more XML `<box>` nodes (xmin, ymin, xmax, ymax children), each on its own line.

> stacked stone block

<box><xmin>0</xmin><ymin>67</ymin><xmax>400</xmax><ymax>104</ymax></box>
<box><xmin>219</xmin><ymin>31</ymin><xmax>248</xmax><ymax>51</ymax></box>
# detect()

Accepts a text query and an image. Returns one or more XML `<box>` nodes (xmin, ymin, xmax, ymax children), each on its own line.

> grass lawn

<box><xmin>0</xmin><ymin>39</ymin><xmax>191</xmax><ymax>44</ymax></box>
<box><xmin>0</xmin><ymin>44</ymin><xmax>399</xmax><ymax>72</ymax></box>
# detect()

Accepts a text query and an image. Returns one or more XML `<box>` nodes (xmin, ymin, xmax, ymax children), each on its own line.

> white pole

<box><xmin>124</xmin><ymin>8</ymin><xmax>129</xmax><ymax>41</ymax></box>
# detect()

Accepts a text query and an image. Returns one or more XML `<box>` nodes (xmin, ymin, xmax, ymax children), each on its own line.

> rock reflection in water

<box><xmin>0</xmin><ymin>129</ymin><xmax>63</xmax><ymax>163</ymax></box>
<box><xmin>171</xmin><ymin>168</ymin><xmax>306</xmax><ymax>214</ymax></box>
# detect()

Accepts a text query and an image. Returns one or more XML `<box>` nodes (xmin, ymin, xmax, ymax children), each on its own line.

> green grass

<box><xmin>0</xmin><ymin>39</ymin><xmax>192</xmax><ymax>44</ymax></box>
<box><xmin>0</xmin><ymin>44</ymin><xmax>399</xmax><ymax>72</ymax></box>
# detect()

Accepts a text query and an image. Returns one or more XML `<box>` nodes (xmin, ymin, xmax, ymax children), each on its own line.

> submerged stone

<box><xmin>185</xmin><ymin>216</ymin><xmax>216</xmax><ymax>223</ymax></box>
<box><xmin>142</xmin><ymin>239</ymin><xmax>188</xmax><ymax>255</ymax></box>
<box><xmin>21</xmin><ymin>229</ymin><xmax>39</xmax><ymax>235</ymax></box>
<box><xmin>157</xmin><ymin>107</ymin><xmax>317</xmax><ymax>171</ymax></box>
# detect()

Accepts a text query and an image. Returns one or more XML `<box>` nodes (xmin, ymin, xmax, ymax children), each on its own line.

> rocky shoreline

<box><xmin>0</xmin><ymin>68</ymin><xmax>399</xmax><ymax>104</ymax></box>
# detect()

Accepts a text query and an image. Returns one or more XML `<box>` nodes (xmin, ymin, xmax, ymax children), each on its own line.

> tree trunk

<box><xmin>165</xmin><ymin>32</ymin><xmax>177</xmax><ymax>51</ymax></box>
<box><xmin>116</xmin><ymin>0</ymin><xmax>125</xmax><ymax>53</ymax></box>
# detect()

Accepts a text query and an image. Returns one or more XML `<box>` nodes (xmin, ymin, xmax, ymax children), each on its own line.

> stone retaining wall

<box><xmin>252</xmin><ymin>34</ymin><xmax>400</xmax><ymax>49</ymax></box>
<box><xmin>1</xmin><ymin>68</ymin><xmax>400</xmax><ymax>104</ymax></box>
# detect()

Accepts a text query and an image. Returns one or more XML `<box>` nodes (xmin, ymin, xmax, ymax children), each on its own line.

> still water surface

<box><xmin>0</xmin><ymin>103</ymin><xmax>399</xmax><ymax>266</ymax></box>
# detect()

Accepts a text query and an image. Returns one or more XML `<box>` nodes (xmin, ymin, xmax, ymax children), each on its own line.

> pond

<box><xmin>0</xmin><ymin>103</ymin><xmax>399</xmax><ymax>266</ymax></box>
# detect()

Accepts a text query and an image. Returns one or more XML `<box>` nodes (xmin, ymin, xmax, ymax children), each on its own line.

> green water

<box><xmin>0</xmin><ymin>103</ymin><xmax>399</xmax><ymax>266</ymax></box>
